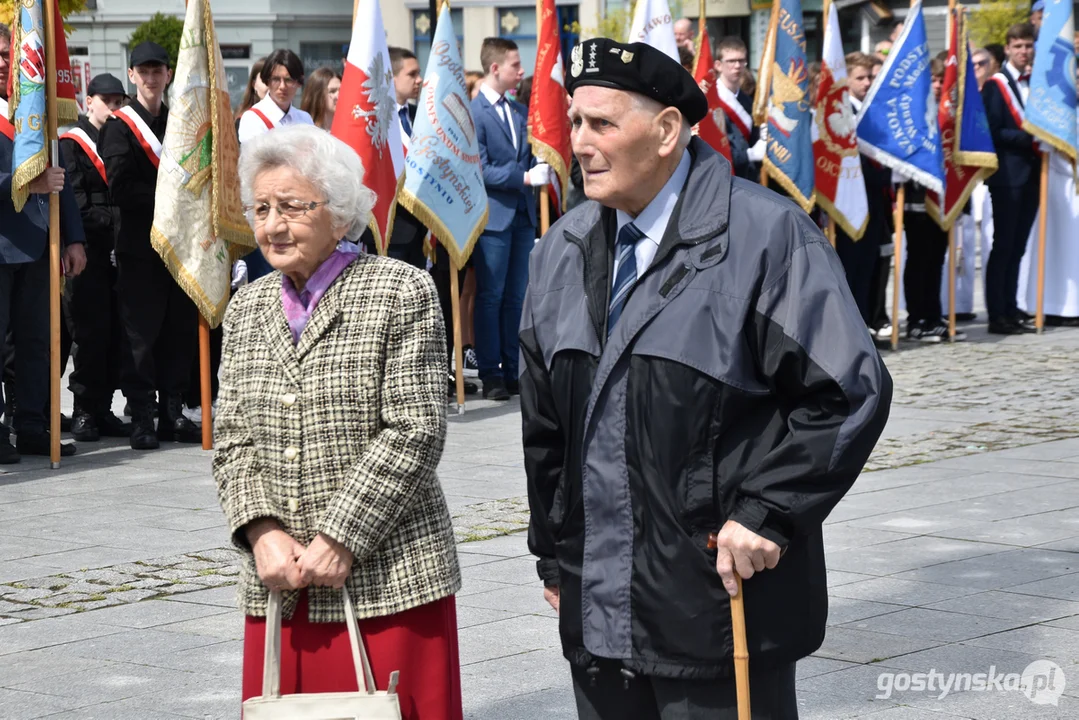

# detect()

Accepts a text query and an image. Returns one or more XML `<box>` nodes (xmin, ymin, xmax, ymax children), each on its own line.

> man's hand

<box><xmin>543</xmin><ymin>585</ymin><xmax>560</xmax><ymax>615</ymax></box>
<box><xmin>297</xmin><ymin>532</ymin><xmax>354</xmax><ymax>589</ymax></box>
<box><xmin>247</xmin><ymin>519</ymin><xmax>307</xmax><ymax>592</ymax></box>
<box><xmin>714</xmin><ymin>519</ymin><xmax>782</xmax><ymax>597</ymax></box>
<box><xmin>525</xmin><ymin>163</ymin><xmax>552</xmax><ymax>187</ymax></box>
<box><xmin>62</xmin><ymin>243</ymin><xmax>86</xmax><ymax>277</ymax></box>
<box><xmin>27</xmin><ymin>167</ymin><xmax>65</xmax><ymax>195</ymax></box>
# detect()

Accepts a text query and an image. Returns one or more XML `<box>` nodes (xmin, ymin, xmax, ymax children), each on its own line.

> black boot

<box><xmin>96</xmin><ymin>411</ymin><xmax>132</xmax><ymax>438</ymax></box>
<box><xmin>70</xmin><ymin>399</ymin><xmax>100</xmax><ymax>442</ymax></box>
<box><xmin>129</xmin><ymin>404</ymin><xmax>159</xmax><ymax>451</ymax></box>
<box><xmin>157</xmin><ymin>395</ymin><xmax>201</xmax><ymax>443</ymax></box>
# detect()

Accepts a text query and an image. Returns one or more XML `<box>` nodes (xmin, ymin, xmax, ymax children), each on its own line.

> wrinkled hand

<box><xmin>248</xmin><ymin>519</ymin><xmax>307</xmax><ymax>591</ymax></box>
<box><xmin>62</xmin><ymin>243</ymin><xmax>87</xmax><ymax>277</ymax></box>
<box><xmin>543</xmin><ymin>585</ymin><xmax>560</xmax><ymax>615</ymax></box>
<box><xmin>28</xmin><ymin>167</ymin><xmax>65</xmax><ymax>194</ymax></box>
<box><xmin>297</xmin><ymin>533</ymin><xmax>354</xmax><ymax>589</ymax></box>
<box><xmin>714</xmin><ymin>519</ymin><xmax>781</xmax><ymax>597</ymax></box>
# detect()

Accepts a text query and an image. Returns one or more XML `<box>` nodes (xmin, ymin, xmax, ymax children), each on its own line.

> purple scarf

<box><xmin>281</xmin><ymin>241</ymin><xmax>360</xmax><ymax>345</ymax></box>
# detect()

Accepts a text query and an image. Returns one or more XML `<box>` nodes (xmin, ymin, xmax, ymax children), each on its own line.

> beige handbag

<box><xmin>242</xmin><ymin>588</ymin><xmax>403</xmax><ymax>720</ymax></box>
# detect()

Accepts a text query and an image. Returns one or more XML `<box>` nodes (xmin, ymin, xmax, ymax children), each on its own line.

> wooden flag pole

<box><xmin>450</xmin><ymin>256</ymin><xmax>465</xmax><ymax>414</ymax></box>
<box><xmin>199</xmin><ymin>317</ymin><xmax>213</xmax><ymax>449</ymax></box>
<box><xmin>44</xmin><ymin>0</ymin><xmax>62</xmax><ymax>468</ymax></box>
<box><xmin>540</xmin><ymin>187</ymin><xmax>550</xmax><ymax>235</ymax></box>
<box><xmin>1034</xmin><ymin>151</ymin><xmax>1049</xmax><ymax>334</ymax></box>
<box><xmin>947</xmin><ymin>226</ymin><xmax>957</xmax><ymax>341</ymax></box>
<box><xmin>891</xmin><ymin>184</ymin><xmax>905</xmax><ymax>351</ymax></box>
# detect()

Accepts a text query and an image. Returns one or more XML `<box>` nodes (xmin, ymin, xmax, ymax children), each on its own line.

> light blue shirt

<box><xmin>613</xmin><ymin>150</ymin><xmax>691</xmax><ymax>283</ymax></box>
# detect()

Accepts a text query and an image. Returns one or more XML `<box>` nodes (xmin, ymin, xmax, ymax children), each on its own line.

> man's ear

<box><xmin>655</xmin><ymin>107</ymin><xmax>684</xmax><ymax>157</ymax></box>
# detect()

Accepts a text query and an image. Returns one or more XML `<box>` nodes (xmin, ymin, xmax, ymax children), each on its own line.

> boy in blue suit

<box><xmin>0</xmin><ymin>22</ymin><xmax>87</xmax><ymax>462</ymax></box>
<box><xmin>471</xmin><ymin>38</ymin><xmax>550</xmax><ymax>401</ymax></box>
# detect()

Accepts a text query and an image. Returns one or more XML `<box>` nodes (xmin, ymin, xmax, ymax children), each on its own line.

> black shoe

<box><xmin>1008</xmin><ymin>317</ymin><xmax>1037</xmax><ymax>333</ymax></box>
<box><xmin>157</xmin><ymin>396</ymin><xmax>201</xmax><ymax>443</ymax></box>
<box><xmin>955</xmin><ymin>312</ymin><xmax>977</xmax><ymax>322</ymax></box>
<box><xmin>129</xmin><ymin>411</ymin><xmax>159</xmax><ymax>450</ymax></box>
<box><xmin>70</xmin><ymin>411</ymin><xmax>100</xmax><ymax>442</ymax></box>
<box><xmin>446</xmin><ymin>376</ymin><xmax>479</xmax><ymax>397</ymax></box>
<box><xmin>988</xmin><ymin>320</ymin><xmax>1025</xmax><ymax>335</ymax></box>
<box><xmin>505</xmin><ymin>379</ymin><xmax>520</xmax><ymax>396</ymax></box>
<box><xmin>482</xmin><ymin>377</ymin><xmax>511</xmax><ymax>401</ymax></box>
<box><xmin>16</xmin><ymin>431</ymin><xmax>76</xmax><ymax>457</ymax></box>
<box><xmin>0</xmin><ymin>438</ymin><xmax>20</xmax><ymax>464</ymax></box>
<box><xmin>96</xmin><ymin>411</ymin><xmax>132</xmax><ymax>438</ymax></box>
<box><xmin>1045</xmin><ymin>315</ymin><xmax>1079</xmax><ymax>327</ymax></box>
<box><xmin>1015</xmin><ymin>310</ymin><xmax>1034</xmax><ymax>322</ymax></box>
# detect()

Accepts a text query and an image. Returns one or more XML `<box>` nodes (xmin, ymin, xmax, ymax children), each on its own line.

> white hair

<box><xmin>631</xmin><ymin>93</ymin><xmax>693</xmax><ymax>150</ymax></box>
<box><xmin>239</xmin><ymin>125</ymin><xmax>376</xmax><ymax>239</ymax></box>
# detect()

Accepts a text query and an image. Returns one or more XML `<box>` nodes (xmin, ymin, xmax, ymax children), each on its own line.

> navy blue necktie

<box><xmin>608</xmin><ymin>223</ymin><xmax>643</xmax><ymax>338</ymax></box>
<box><xmin>399</xmin><ymin>106</ymin><xmax>413</xmax><ymax>137</ymax></box>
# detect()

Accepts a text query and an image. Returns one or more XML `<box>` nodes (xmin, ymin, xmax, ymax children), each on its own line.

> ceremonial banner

<box><xmin>527</xmin><ymin>0</ymin><xmax>571</xmax><ymax>213</ymax></box>
<box><xmin>761</xmin><ymin>0</ymin><xmax>815</xmax><ymax>211</ymax></box>
<box><xmin>151</xmin><ymin>0</ymin><xmax>255</xmax><ymax>328</ymax></box>
<box><xmin>693</xmin><ymin>27</ymin><xmax>734</xmax><ymax>167</ymax></box>
<box><xmin>332</xmin><ymin>0</ymin><xmax>406</xmax><ymax>254</ymax></box>
<box><xmin>7</xmin><ymin>0</ymin><xmax>78</xmax><ymax>211</ymax></box>
<box><xmin>855</xmin><ymin>0</ymin><xmax>943</xmax><ymax>192</ymax></box>
<box><xmin>628</xmin><ymin>0</ymin><xmax>680</xmax><ymax>61</ymax></box>
<box><xmin>397</xmin><ymin>5</ymin><xmax>488</xmax><ymax>268</ymax></box>
<box><xmin>1022</xmin><ymin>0</ymin><xmax>1076</xmax><ymax>167</ymax></box>
<box><xmin>926</xmin><ymin>9</ymin><xmax>997</xmax><ymax>230</ymax></box>
<box><xmin>812</xmin><ymin>0</ymin><xmax>867</xmax><ymax>239</ymax></box>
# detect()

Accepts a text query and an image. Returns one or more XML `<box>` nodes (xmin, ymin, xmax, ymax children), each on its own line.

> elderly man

<box><xmin>673</xmin><ymin>18</ymin><xmax>695</xmax><ymax>50</ymax></box>
<box><xmin>521</xmin><ymin>40</ymin><xmax>892</xmax><ymax>718</ymax></box>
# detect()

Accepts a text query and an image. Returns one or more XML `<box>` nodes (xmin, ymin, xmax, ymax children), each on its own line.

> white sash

<box><xmin>989</xmin><ymin>73</ymin><xmax>1024</xmax><ymax>127</ymax></box>
<box><xmin>715</xmin><ymin>82</ymin><xmax>754</xmax><ymax>141</ymax></box>
<box><xmin>116</xmin><ymin>105</ymin><xmax>163</xmax><ymax>160</ymax></box>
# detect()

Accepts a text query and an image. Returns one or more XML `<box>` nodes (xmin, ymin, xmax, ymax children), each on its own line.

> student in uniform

<box><xmin>236</xmin><ymin>49</ymin><xmax>312</xmax><ymax>145</ymax></box>
<box><xmin>100</xmin><ymin>41</ymin><xmax>200</xmax><ymax>450</ymax></box>
<box><xmin>59</xmin><ymin>73</ymin><xmax>133</xmax><ymax>441</ymax></box>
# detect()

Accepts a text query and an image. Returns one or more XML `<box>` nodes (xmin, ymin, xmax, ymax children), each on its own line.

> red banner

<box><xmin>527</xmin><ymin>0</ymin><xmax>571</xmax><ymax>213</ymax></box>
<box><xmin>5</xmin><ymin>2</ymin><xmax>78</xmax><ymax>124</ymax></box>
<box><xmin>692</xmin><ymin>29</ymin><xmax>733</xmax><ymax>168</ymax></box>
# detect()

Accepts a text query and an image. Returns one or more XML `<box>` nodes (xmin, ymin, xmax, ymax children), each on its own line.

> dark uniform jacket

<box><xmin>60</xmin><ymin>118</ymin><xmax>119</xmax><ymax>253</ymax></box>
<box><xmin>981</xmin><ymin>68</ymin><xmax>1038</xmax><ymax>188</ymax></box>
<box><xmin>520</xmin><ymin>138</ymin><xmax>892</xmax><ymax>679</ymax></box>
<box><xmin>99</xmin><ymin>100</ymin><xmax>168</xmax><ymax>258</ymax></box>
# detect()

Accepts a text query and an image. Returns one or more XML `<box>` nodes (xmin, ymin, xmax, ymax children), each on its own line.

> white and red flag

<box><xmin>332</xmin><ymin>0</ymin><xmax>405</xmax><ymax>254</ymax></box>
<box><xmin>692</xmin><ymin>28</ymin><xmax>733</xmax><ymax>168</ymax></box>
<box><xmin>812</xmin><ymin>0</ymin><xmax>868</xmax><ymax>239</ymax></box>
<box><xmin>527</xmin><ymin>0</ymin><xmax>571</xmax><ymax>214</ymax></box>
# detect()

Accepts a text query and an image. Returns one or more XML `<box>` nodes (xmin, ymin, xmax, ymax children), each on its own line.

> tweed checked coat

<box><xmin>214</xmin><ymin>254</ymin><xmax>461</xmax><ymax>623</ymax></box>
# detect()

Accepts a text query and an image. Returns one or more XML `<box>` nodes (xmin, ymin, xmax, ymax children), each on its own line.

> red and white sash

<box><xmin>0</xmin><ymin>99</ymin><xmax>14</xmax><ymax>141</ymax></box>
<box><xmin>715</xmin><ymin>82</ymin><xmax>754</xmax><ymax>141</ymax></box>
<box><xmin>114</xmin><ymin>105</ymin><xmax>162</xmax><ymax>168</ymax></box>
<box><xmin>247</xmin><ymin>107</ymin><xmax>275</xmax><ymax>130</ymax></box>
<box><xmin>989</xmin><ymin>73</ymin><xmax>1024</xmax><ymax>129</ymax></box>
<box><xmin>60</xmin><ymin>127</ymin><xmax>108</xmax><ymax>183</ymax></box>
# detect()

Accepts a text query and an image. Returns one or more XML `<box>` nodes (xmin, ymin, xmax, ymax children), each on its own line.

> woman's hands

<box><xmin>247</xmin><ymin>519</ymin><xmax>306</xmax><ymax>591</ymax></box>
<box><xmin>297</xmin><ymin>533</ymin><xmax>354</xmax><ymax>589</ymax></box>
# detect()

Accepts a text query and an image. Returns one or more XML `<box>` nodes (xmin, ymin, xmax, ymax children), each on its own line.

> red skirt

<box><xmin>242</xmin><ymin>592</ymin><xmax>462</xmax><ymax>720</ymax></box>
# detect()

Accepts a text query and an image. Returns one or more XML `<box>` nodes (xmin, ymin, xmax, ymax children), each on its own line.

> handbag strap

<box><xmin>261</xmin><ymin>588</ymin><xmax>379</xmax><ymax>699</ymax></box>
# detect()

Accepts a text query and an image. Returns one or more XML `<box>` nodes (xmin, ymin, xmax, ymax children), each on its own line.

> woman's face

<box><xmin>267</xmin><ymin>63</ymin><xmax>300</xmax><ymax>110</ymax></box>
<box><xmin>326</xmin><ymin>77</ymin><xmax>341</xmax><ymax>115</ymax></box>
<box><xmin>251</xmin><ymin>166</ymin><xmax>340</xmax><ymax>286</ymax></box>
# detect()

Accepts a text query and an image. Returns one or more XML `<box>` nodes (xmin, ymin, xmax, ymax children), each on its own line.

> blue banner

<box><xmin>855</xmin><ymin>0</ymin><xmax>943</xmax><ymax>193</ymax></box>
<box><xmin>763</xmin><ymin>0</ymin><xmax>815</xmax><ymax>211</ymax></box>
<box><xmin>9</xmin><ymin>0</ymin><xmax>47</xmax><ymax>213</ymax></box>
<box><xmin>1023</xmin><ymin>0</ymin><xmax>1076</xmax><ymax>162</ymax></box>
<box><xmin>396</xmin><ymin>5</ymin><xmax>488</xmax><ymax>268</ymax></box>
<box><xmin>955</xmin><ymin>36</ymin><xmax>997</xmax><ymax>167</ymax></box>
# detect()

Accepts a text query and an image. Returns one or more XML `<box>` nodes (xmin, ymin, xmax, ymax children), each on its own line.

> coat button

<box><xmin>287</xmin><ymin>498</ymin><xmax>299</xmax><ymax>513</ymax></box>
<box><xmin>281</xmin><ymin>393</ymin><xmax>297</xmax><ymax>407</ymax></box>
<box><xmin>283</xmin><ymin>446</ymin><xmax>299</xmax><ymax>461</ymax></box>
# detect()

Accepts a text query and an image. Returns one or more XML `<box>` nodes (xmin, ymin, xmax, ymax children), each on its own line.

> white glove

<box><xmin>527</xmin><ymin>163</ymin><xmax>552</xmax><ymax>187</ymax></box>
<box><xmin>231</xmin><ymin>259</ymin><xmax>248</xmax><ymax>290</ymax></box>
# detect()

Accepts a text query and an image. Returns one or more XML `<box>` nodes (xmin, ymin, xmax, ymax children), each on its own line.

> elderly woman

<box><xmin>215</xmin><ymin>125</ymin><xmax>462</xmax><ymax>719</ymax></box>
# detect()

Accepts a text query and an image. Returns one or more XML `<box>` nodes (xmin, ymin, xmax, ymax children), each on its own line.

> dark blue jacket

<box><xmin>981</xmin><ymin>69</ymin><xmax>1039</xmax><ymax>188</ymax></box>
<box><xmin>0</xmin><ymin>132</ymin><xmax>85</xmax><ymax>264</ymax></box>
<box><xmin>471</xmin><ymin>92</ymin><xmax>537</xmax><ymax>233</ymax></box>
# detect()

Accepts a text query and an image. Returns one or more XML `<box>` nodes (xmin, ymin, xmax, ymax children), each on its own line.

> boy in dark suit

<box><xmin>981</xmin><ymin>23</ymin><xmax>1038</xmax><ymax>335</ymax></box>
<box><xmin>471</xmin><ymin>38</ymin><xmax>549</xmax><ymax>401</ymax></box>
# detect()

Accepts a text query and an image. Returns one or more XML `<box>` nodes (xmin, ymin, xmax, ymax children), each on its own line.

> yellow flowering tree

<box><xmin>966</xmin><ymin>0</ymin><xmax>1032</xmax><ymax>48</ymax></box>
<box><xmin>1</xmin><ymin>0</ymin><xmax>88</xmax><ymax>30</ymax></box>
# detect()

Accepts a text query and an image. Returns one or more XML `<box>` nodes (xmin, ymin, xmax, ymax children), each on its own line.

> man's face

<box><xmin>848</xmin><ymin>66</ymin><xmax>872</xmax><ymax>101</ymax></box>
<box><xmin>1030</xmin><ymin>9</ymin><xmax>1043</xmax><ymax>30</ymax></box>
<box><xmin>569</xmin><ymin>86</ymin><xmax>666</xmax><ymax>213</ymax></box>
<box><xmin>394</xmin><ymin>58</ymin><xmax>422</xmax><ymax>103</ymax></box>
<box><xmin>674</xmin><ymin>19</ymin><xmax>693</xmax><ymax>47</ymax></box>
<box><xmin>267</xmin><ymin>63</ymin><xmax>300</xmax><ymax>108</ymax></box>
<box><xmin>493</xmin><ymin>50</ymin><xmax>524</xmax><ymax>94</ymax></box>
<box><xmin>1006</xmin><ymin>37</ymin><xmax>1034</xmax><ymax>71</ymax></box>
<box><xmin>87</xmin><ymin>93</ymin><xmax>124</xmax><ymax>126</ymax></box>
<box><xmin>128</xmin><ymin>63</ymin><xmax>171</xmax><ymax>102</ymax></box>
<box><xmin>0</xmin><ymin>37</ymin><xmax>10</xmax><ymax>99</ymax></box>
<box><xmin>718</xmin><ymin>48</ymin><xmax>747</xmax><ymax>89</ymax></box>
<box><xmin>931</xmin><ymin>74</ymin><xmax>943</xmax><ymax>103</ymax></box>
<box><xmin>972</xmin><ymin>51</ymin><xmax>992</xmax><ymax>88</ymax></box>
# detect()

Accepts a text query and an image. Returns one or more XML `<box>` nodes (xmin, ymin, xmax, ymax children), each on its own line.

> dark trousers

<box><xmin>986</xmin><ymin>184</ymin><xmax>1039</xmax><ymax>322</ymax></box>
<box><xmin>115</xmin><ymin>252</ymin><xmax>198</xmax><ymax>407</ymax></box>
<box><xmin>431</xmin><ymin>242</ymin><xmax>467</xmax><ymax>370</ymax></box>
<box><xmin>834</xmin><ymin>230</ymin><xmax>879</xmax><ymax>326</ymax></box>
<box><xmin>903</xmin><ymin>214</ymin><xmax>948</xmax><ymax>325</ymax></box>
<box><xmin>474</xmin><ymin>215</ymin><xmax>535</xmax><ymax>381</ymax></box>
<box><xmin>572</xmin><ymin>659</ymin><xmax>798</xmax><ymax>720</ymax></box>
<box><xmin>67</xmin><ymin>246</ymin><xmax>125</xmax><ymax>409</ymax></box>
<box><xmin>0</xmin><ymin>253</ymin><xmax>51</xmax><ymax>434</ymax></box>
<box><xmin>387</xmin><ymin>235</ymin><xmax>428</xmax><ymax>271</ymax></box>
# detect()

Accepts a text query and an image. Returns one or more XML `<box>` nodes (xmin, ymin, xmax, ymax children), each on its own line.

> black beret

<box><xmin>86</xmin><ymin>73</ymin><xmax>127</xmax><ymax>98</ymax></box>
<box><xmin>565</xmin><ymin>38</ymin><xmax>708</xmax><ymax>126</ymax></box>
<box><xmin>129</xmin><ymin>42</ymin><xmax>170</xmax><ymax>69</ymax></box>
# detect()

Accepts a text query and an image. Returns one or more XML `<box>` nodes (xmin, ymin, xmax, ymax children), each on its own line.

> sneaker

<box><xmin>463</xmin><ymin>346</ymin><xmax>479</xmax><ymax>378</ymax></box>
<box><xmin>907</xmin><ymin>321</ymin><xmax>949</xmax><ymax>343</ymax></box>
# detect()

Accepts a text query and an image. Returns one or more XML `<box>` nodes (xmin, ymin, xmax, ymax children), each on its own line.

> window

<box><xmin>413</xmin><ymin>8</ymin><xmax>465</xmax><ymax>74</ymax></box>
<box><xmin>498</xmin><ymin>7</ymin><xmax>538</xmax><ymax>76</ymax></box>
<box><xmin>558</xmin><ymin>5</ymin><xmax>580</xmax><ymax>70</ymax></box>
<box><xmin>299</xmin><ymin>42</ymin><xmax>347</xmax><ymax>78</ymax></box>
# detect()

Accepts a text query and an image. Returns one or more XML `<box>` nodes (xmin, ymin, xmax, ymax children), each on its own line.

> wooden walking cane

<box><xmin>44</xmin><ymin>0</ymin><xmax>63</xmax><ymax>468</ymax></box>
<box><xmin>708</xmin><ymin>532</ymin><xmax>751</xmax><ymax>719</ymax></box>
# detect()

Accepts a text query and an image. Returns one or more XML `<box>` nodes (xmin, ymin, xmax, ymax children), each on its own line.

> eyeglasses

<box><xmin>974</xmin><ymin>59</ymin><xmax>989</xmax><ymax>67</ymax></box>
<box><xmin>244</xmin><ymin>200</ymin><xmax>327</xmax><ymax>223</ymax></box>
<box><xmin>722</xmin><ymin>58</ymin><xmax>748</xmax><ymax>66</ymax></box>
<box><xmin>268</xmin><ymin>76</ymin><xmax>299</xmax><ymax>87</ymax></box>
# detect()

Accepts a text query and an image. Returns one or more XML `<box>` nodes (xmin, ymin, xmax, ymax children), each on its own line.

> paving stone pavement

<box><xmin>0</xmin><ymin>324</ymin><xmax>1077</xmax><ymax>718</ymax></box>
